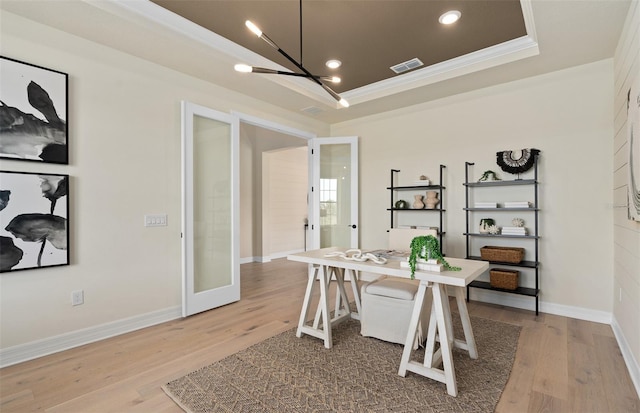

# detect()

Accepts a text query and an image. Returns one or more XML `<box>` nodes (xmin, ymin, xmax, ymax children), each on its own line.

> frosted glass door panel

<box><xmin>182</xmin><ymin>101</ymin><xmax>240</xmax><ymax>317</ymax></box>
<box><xmin>193</xmin><ymin>115</ymin><xmax>231</xmax><ymax>292</ymax></box>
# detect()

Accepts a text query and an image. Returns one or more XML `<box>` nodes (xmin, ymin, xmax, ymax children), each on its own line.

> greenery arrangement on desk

<box><xmin>408</xmin><ymin>235</ymin><xmax>461</xmax><ymax>278</ymax></box>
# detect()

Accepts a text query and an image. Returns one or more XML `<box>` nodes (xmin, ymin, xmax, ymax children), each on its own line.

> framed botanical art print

<box><xmin>0</xmin><ymin>171</ymin><xmax>69</xmax><ymax>272</ymax></box>
<box><xmin>0</xmin><ymin>56</ymin><xmax>68</xmax><ymax>164</ymax></box>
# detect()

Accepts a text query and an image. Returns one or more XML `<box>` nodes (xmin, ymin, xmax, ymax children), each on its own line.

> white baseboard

<box><xmin>269</xmin><ymin>249</ymin><xmax>304</xmax><ymax>260</ymax></box>
<box><xmin>240</xmin><ymin>250</ymin><xmax>304</xmax><ymax>264</ymax></box>
<box><xmin>239</xmin><ymin>256</ymin><xmax>255</xmax><ymax>264</ymax></box>
<box><xmin>0</xmin><ymin>306</ymin><xmax>182</xmax><ymax>368</ymax></box>
<box><xmin>239</xmin><ymin>256</ymin><xmax>271</xmax><ymax>263</ymax></box>
<box><xmin>468</xmin><ymin>288</ymin><xmax>612</xmax><ymax>324</ymax></box>
<box><xmin>611</xmin><ymin>316</ymin><xmax>640</xmax><ymax>399</ymax></box>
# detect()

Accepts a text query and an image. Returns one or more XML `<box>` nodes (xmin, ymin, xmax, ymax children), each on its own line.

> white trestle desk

<box><xmin>287</xmin><ymin>247</ymin><xmax>489</xmax><ymax>397</ymax></box>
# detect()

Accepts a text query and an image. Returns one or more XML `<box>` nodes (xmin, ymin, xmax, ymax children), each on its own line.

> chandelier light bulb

<box><xmin>234</xmin><ymin>64</ymin><xmax>253</xmax><ymax>73</ymax></box>
<box><xmin>238</xmin><ymin>13</ymin><xmax>347</xmax><ymax>108</ymax></box>
<box><xmin>245</xmin><ymin>20</ymin><xmax>262</xmax><ymax>37</ymax></box>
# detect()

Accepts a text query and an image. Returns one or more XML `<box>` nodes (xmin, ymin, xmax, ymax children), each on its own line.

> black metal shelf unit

<box><xmin>464</xmin><ymin>157</ymin><xmax>540</xmax><ymax>315</ymax></box>
<box><xmin>387</xmin><ymin>165</ymin><xmax>446</xmax><ymax>251</ymax></box>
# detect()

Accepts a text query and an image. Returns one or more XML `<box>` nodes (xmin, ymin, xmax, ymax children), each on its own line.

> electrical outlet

<box><xmin>72</xmin><ymin>290</ymin><xmax>84</xmax><ymax>306</ymax></box>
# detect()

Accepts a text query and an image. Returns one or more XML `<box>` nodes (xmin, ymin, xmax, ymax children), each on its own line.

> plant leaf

<box><xmin>0</xmin><ymin>190</ymin><xmax>10</xmax><ymax>211</ymax></box>
<box><xmin>4</xmin><ymin>213</ymin><xmax>67</xmax><ymax>250</ymax></box>
<box><xmin>0</xmin><ymin>236</ymin><xmax>24</xmax><ymax>271</ymax></box>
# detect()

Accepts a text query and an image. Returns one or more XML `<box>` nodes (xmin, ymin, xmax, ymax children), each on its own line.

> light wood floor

<box><xmin>1</xmin><ymin>259</ymin><xmax>638</xmax><ymax>412</ymax></box>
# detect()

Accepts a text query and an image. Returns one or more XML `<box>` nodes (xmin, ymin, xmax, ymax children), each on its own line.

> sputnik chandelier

<box><xmin>234</xmin><ymin>0</ymin><xmax>349</xmax><ymax>108</ymax></box>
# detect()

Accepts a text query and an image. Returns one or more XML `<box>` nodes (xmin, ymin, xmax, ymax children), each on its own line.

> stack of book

<box><xmin>474</xmin><ymin>202</ymin><xmax>497</xmax><ymax>208</ymax></box>
<box><xmin>501</xmin><ymin>226</ymin><xmax>527</xmax><ymax>236</ymax></box>
<box><xmin>504</xmin><ymin>201</ymin><xmax>531</xmax><ymax>208</ymax></box>
<box><xmin>400</xmin><ymin>258</ymin><xmax>443</xmax><ymax>272</ymax></box>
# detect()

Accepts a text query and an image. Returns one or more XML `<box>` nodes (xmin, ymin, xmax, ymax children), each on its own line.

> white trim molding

<box><xmin>91</xmin><ymin>0</ymin><xmax>538</xmax><ymax>109</ymax></box>
<box><xmin>469</xmin><ymin>289</ymin><xmax>612</xmax><ymax>324</ymax></box>
<box><xmin>0</xmin><ymin>306</ymin><xmax>182</xmax><ymax>368</ymax></box>
<box><xmin>612</xmin><ymin>316</ymin><xmax>640</xmax><ymax>399</ymax></box>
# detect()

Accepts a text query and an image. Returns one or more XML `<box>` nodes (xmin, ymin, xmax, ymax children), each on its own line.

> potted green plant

<box><xmin>478</xmin><ymin>170</ymin><xmax>501</xmax><ymax>182</ymax></box>
<box><xmin>479</xmin><ymin>218</ymin><xmax>495</xmax><ymax>233</ymax></box>
<box><xmin>408</xmin><ymin>235</ymin><xmax>461</xmax><ymax>278</ymax></box>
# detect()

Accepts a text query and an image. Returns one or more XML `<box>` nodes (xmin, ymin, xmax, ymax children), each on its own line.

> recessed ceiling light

<box><xmin>326</xmin><ymin>59</ymin><xmax>342</xmax><ymax>69</ymax></box>
<box><xmin>439</xmin><ymin>10</ymin><xmax>461</xmax><ymax>25</ymax></box>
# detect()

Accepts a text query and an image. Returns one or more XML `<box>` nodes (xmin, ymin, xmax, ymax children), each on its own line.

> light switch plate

<box><xmin>144</xmin><ymin>214</ymin><xmax>168</xmax><ymax>227</ymax></box>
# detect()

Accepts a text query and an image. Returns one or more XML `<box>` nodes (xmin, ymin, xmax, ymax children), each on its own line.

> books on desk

<box><xmin>400</xmin><ymin>258</ymin><xmax>444</xmax><ymax>272</ymax></box>
<box><xmin>368</xmin><ymin>250</ymin><xmax>409</xmax><ymax>260</ymax></box>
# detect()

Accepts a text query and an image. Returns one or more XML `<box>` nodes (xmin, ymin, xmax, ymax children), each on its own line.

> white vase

<box><xmin>413</xmin><ymin>195</ymin><xmax>425</xmax><ymax>209</ymax></box>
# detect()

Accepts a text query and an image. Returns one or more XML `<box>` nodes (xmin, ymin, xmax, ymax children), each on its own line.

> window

<box><xmin>319</xmin><ymin>178</ymin><xmax>337</xmax><ymax>226</ymax></box>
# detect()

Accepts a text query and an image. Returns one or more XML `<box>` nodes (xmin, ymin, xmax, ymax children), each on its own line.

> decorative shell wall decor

<box><xmin>512</xmin><ymin>218</ymin><xmax>525</xmax><ymax>227</ymax></box>
<box><xmin>496</xmin><ymin>148</ymin><xmax>540</xmax><ymax>176</ymax></box>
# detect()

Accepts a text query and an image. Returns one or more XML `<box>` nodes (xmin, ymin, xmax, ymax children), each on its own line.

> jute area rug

<box><xmin>163</xmin><ymin>315</ymin><xmax>521</xmax><ymax>413</ymax></box>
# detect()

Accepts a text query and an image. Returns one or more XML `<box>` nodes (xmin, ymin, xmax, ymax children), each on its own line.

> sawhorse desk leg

<box><xmin>398</xmin><ymin>283</ymin><xmax>478</xmax><ymax>397</ymax></box>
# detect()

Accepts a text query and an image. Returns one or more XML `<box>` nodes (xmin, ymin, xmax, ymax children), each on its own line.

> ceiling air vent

<box><xmin>301</xmin><ymin>106</ymin><xmax>324</xmax><ymax>115</ymax></box>
<box><xmin>390</xmin><ymin>58</ymin><xmax>424</xmax><ymax>74</ymax></box>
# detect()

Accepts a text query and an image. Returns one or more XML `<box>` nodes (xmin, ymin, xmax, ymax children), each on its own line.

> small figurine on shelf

<box><xmin>488</xmin><ymin>225</ymin><xmax>500</xmax><ymax>235</ymax></box>
<box><xmin>395</xmin><ymin>199</ymin><xmax>407</xmax><ymax>209</ymax></box>
<box><xmin>512</xmin><ymin>218</ymin><xmax>525</xmax><ymax>227</ymax></box>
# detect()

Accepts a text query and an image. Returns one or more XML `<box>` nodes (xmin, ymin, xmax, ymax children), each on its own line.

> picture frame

<box><xmin>628</xmin><ymin>76</ymin><xmax>640</xmax><ymax>222</ymax></box>
<box><xmin>0</xmin><ymin>56</ymin><xmax>68</xmax><ymax>164</ymax></box>
<box><xmin>0</xmin><ymin>170</ymin><xmax>69</xmax><ymax>272</ymax></box>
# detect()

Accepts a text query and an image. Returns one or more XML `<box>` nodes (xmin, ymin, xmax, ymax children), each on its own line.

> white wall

<box><xmin>0</xmin><ymin>11</ymin><xmax>328</xmax><ymax>356</ymax></box>
<box><xmin>239</xmin><ymin>124</ymin><xmax>308</xmax><ymax>262</ymax></box>
<box><xmin>265</xmin><ymin>146</ymin><xmax>308</xmax><ymax>258</ymax></box>
<box><xmin>612</xmin><ymin>0</ymin><xmax>640</xmax><ymax>395</ymax></box>
<box><xmin>332</xmin><ymin>60</ymin><xmax>615</xmax><ymax>317</ymax></box>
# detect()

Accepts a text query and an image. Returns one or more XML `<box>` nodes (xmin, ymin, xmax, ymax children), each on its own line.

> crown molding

<box><xmin>343</xmin><ymin>35</ymin><xmax>539</xmax><ymax>105</ymax></box>
<box><xmin>86</xmin><ymin>0</ymin><xmax>537</xmax><ymax>110</ymax></box>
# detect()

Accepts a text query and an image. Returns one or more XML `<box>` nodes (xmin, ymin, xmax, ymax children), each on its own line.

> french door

<box><xmin>181</xmin><ymin>101</ymin><xmax>240</xmax><ymax>317</ymax></box>
<box><xmin>310</xmin><ymin>137</ymin><xmax>359</xmax><ymax>249</ymax></box>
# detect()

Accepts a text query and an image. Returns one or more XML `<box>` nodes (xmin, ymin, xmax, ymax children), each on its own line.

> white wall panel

<box><xmin>613</xmin><ymin>0</ymin><xmax>640</xmax><ymax>394</ymax></box>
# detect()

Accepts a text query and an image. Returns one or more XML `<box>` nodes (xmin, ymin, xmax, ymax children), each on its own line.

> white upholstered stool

<box><xmin>359</xmin><ymin>228</ymin><xmax>438</xmax><ymax>349</ymax></box>
<box><xmin>360</xmin><ymin>275</ymin><xmax>431</xmax><ymax>349</ymax></box>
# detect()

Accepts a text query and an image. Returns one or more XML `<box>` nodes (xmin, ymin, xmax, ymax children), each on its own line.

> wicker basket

<box><xmin>490</xmin><ymin>268</ymin><xmax>519</xmax><ymax>290</ymax></box>
<box><xmin>480</xmin><ymin>246</ymin><xmax>524</xmax><ymax>263</ymax></box>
